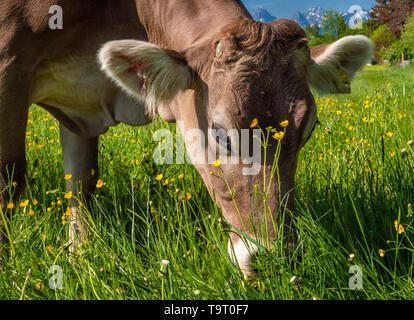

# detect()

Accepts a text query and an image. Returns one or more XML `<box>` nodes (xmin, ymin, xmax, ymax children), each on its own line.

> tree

<box><xmin>381</xmin><ymin>12</ymin><xmax>414</xmax><ymax>62</ymax></box>
<box><xmin>308</xmin><ymin>33</ymin><xmax>336</xmax><ymax>46</ymax></box>
<box><xmin>321</xmin><ymin>9</ymin><xmax>347</xmax><ymax>40</ymax></box>
<box><xmin>307</xmin><ymin>11</ymin><xmax>369</xmax><ymax>47</ymax></box>
<box><xmin>370</xmin><ymin>25</ymin><xmax>397</xmax><ymax>60</ymax></box>
<box><xmin>339</xmin><ymin>22</ymin><xmax>371</xmax><ymax>37</ymax></box>
<box><xmin>370</xmin><ymin>0</ymin><xmax>414</xmax><ymax>35</ymax></box>
<box><xmin>400</xmin><ymin>12</ymin><xmax>414</xmax><ymax>53</ymax></box>
<box><xmin>305</xmin><ymin>24</ymin><xmax>320</xmax><ymax>39</ymax></box>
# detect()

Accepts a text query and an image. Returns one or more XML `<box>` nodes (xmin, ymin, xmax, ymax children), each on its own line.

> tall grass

<box><xmin>0</xmin><ymin>64</ymin><xmax>413</xmax><ymax>300</ymax></box>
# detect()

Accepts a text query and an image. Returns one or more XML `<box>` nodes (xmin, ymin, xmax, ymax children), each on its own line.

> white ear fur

<box><xmin>98</xmin><ymin>40</ymin><xmax>194</xmax><ymax>118</ymax></box>
<box><xmin>309</xmin><ymin>35</ymin><xmax>373</xmax><ymax>94</ymax></box>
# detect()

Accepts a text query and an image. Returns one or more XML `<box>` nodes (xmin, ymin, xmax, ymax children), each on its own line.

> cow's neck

<box><xmin>135</xmin><ymin>0</ymin><xmax>251</xmax><ymax>51</ymax></box>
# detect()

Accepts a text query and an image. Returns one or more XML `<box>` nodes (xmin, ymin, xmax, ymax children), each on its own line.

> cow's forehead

<box><xmin>217</xmin><ymin>19</ymin><xmax>306</xmax><ymax>50</ymax></box>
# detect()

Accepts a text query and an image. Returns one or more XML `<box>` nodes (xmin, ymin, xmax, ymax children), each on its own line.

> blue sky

<box><xmin>242</xmin><ymin>0</ymin><xmax>376</xmax><ymax>18</ymax></box>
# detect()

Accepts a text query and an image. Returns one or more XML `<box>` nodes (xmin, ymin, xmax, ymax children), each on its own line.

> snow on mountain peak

<box><xmin>251</xmin><ymin>8</ymin><xmax>277</xmax><ymax>22</ymax></box>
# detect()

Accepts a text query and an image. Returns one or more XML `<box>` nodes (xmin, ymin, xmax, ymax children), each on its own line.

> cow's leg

<box><xmin>59</xmin><ymin>125</ymin><xmax>99</xmax><ymax>252</ymax></box>
<box><xmin>0</xmin><ymin>60</ymin><xmax>29</xmax><ymax>245</ymax></box>
<box><xmin>0</xmin><ymin>118</ymin><xmax>27</xmax><ymax>245</ymax></box>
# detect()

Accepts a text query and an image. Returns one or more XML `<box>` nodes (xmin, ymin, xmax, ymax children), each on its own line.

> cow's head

<box><xmin>99</xmin><ymin>19</ymin><xmax>373</xmax><ymax>276</ymax></box>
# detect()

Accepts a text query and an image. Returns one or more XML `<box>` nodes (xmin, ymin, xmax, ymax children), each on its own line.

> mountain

<box><xmin>305</xmin><ymin>6</ymin><xmax>325</xmax><ymax>27</ymax></box>
<box><xmin>293</xmin><ymin>5</ymin><xmax>370</xmax><ymax>29</ymax></box>
<box><xmin>251</xmin><ymin>8</ymin><xmax>277</xmax><ymax>22</ymax></box>
<box><xmin>292</xmin><ymin>11</ymin><xmax>309</xmax><ymax>28</ymax></box>
<box><xmin>251</xmin><ymin>5</ymin><xmax>369</xmax><ymax>30</ymax></box>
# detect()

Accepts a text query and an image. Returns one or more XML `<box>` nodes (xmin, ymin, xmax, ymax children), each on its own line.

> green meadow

<box><xmin>0</xmin><ymin>64</ymin><xmax>413</xmax><ymax>300</ymax></box>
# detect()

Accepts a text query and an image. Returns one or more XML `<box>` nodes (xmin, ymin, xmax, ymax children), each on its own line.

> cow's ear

<box><xmin>99</xmin><ymin>40</ymin><xmax>195</xmax><ymax>115</ymax></box>
<box><xmin>308</xmin><ymin>35</ymin><xmax>373</xmax><ymax>94</ymax></box>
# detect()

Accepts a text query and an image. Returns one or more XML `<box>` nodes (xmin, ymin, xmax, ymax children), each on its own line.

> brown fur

<box><xmin>211</xmin><ymin>19</ymin><xmax>308</xmax><ymax>67</ymax></box>
<box><xmin>310</xmin><ymin>43</ymin><xmax>330</xmax><ymax>59</ymax></box>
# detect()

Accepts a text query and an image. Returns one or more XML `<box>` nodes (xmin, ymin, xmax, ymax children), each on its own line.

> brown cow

<box><xmin>0</xmin><ymin>0</ymin><xmax>373</xmax><ymax>276</ymax></box>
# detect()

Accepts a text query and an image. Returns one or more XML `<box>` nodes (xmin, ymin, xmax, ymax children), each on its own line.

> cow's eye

<box><xmin>211</xmin><ymin>123</ymin><xmax>232</xmax><ymax>152</ymax></box>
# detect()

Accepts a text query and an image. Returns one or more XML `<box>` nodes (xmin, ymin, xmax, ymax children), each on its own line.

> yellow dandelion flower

<box><xmin>178</xmin><ymin>173</ymin><xmax>184</xmax><ymax>179</ymax></box>
<box><xmin>29</xmin><ymin>210</ymin><xmax>35</xmax><ymax>216</ymax></box>
<box><xmin>250</xmin><ymin>118</ymin><xmax>258</xmax><ymax>128</ymax></box>
<box><xmin>385</xmin><ymin>132</ymin><xmax>393</xmax><ymax>138</ymax></box>
<box><xmin>273</xmin><ymin>131</ymin><xmax>285</xmax><ymax>141</ymax></box>
<box><xmin>35</xmin><ymin>282</ymin><xmax>45</xmax><ymax>290</ymax></box>
<box><xmin>186</xmin><ymin>193</ymin><xmax>192</xmax><ymax>200</ymax></box>
<box><xmin>155</xmin><ymin>174</ymin><xmax>163</xmax><ymax>181</ymax></box>
<box><xmin>378</xmin><ymin>249</ymin><xmax>385</xmax><ymax>257</ymax></box>
<box><xmin>213</xmin><ymin>159</ymin><xmax>220</xmax><ymax>167</ymax></box>
<box><xmin>280</xmin><ymin>120</ymin><xmax>289</xmax><ymax>127</ymax></box>
<box><xmin>12</xmin><ymin>181</ymin><xmax>18</xmax><ymax>188</ymax></box>
<box><xmin>64</xmin><ymin>174</ymin><xmax>72</xmax><ymax>180</ymax></box>
<box><xmin>65</xmin><ymin>207</ymin><xmax>72</xmax><ymax>216</ymax></box>
<box><xmin>19</xmin><ymin>200</ymin><xmax>29</xmax><ymax>207</ymax></box>
<box><xmin>7</xmin><ymin>202</ymin><xmax>14</xmax><ymax>209</ymax></box>
<box><xmin>64</xmin><ymin>191</ymin><xmax>73</xmax><ymax>199</ymax></box>
<box><xmin>96</xmin><ymin>179</ymin><xmax>105</xmax><ymax>188</ymax></box>
<box><xmin>33</xmin><ymin>199</ymin><xmax>38</xmax><ymax>206</ymax></box>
